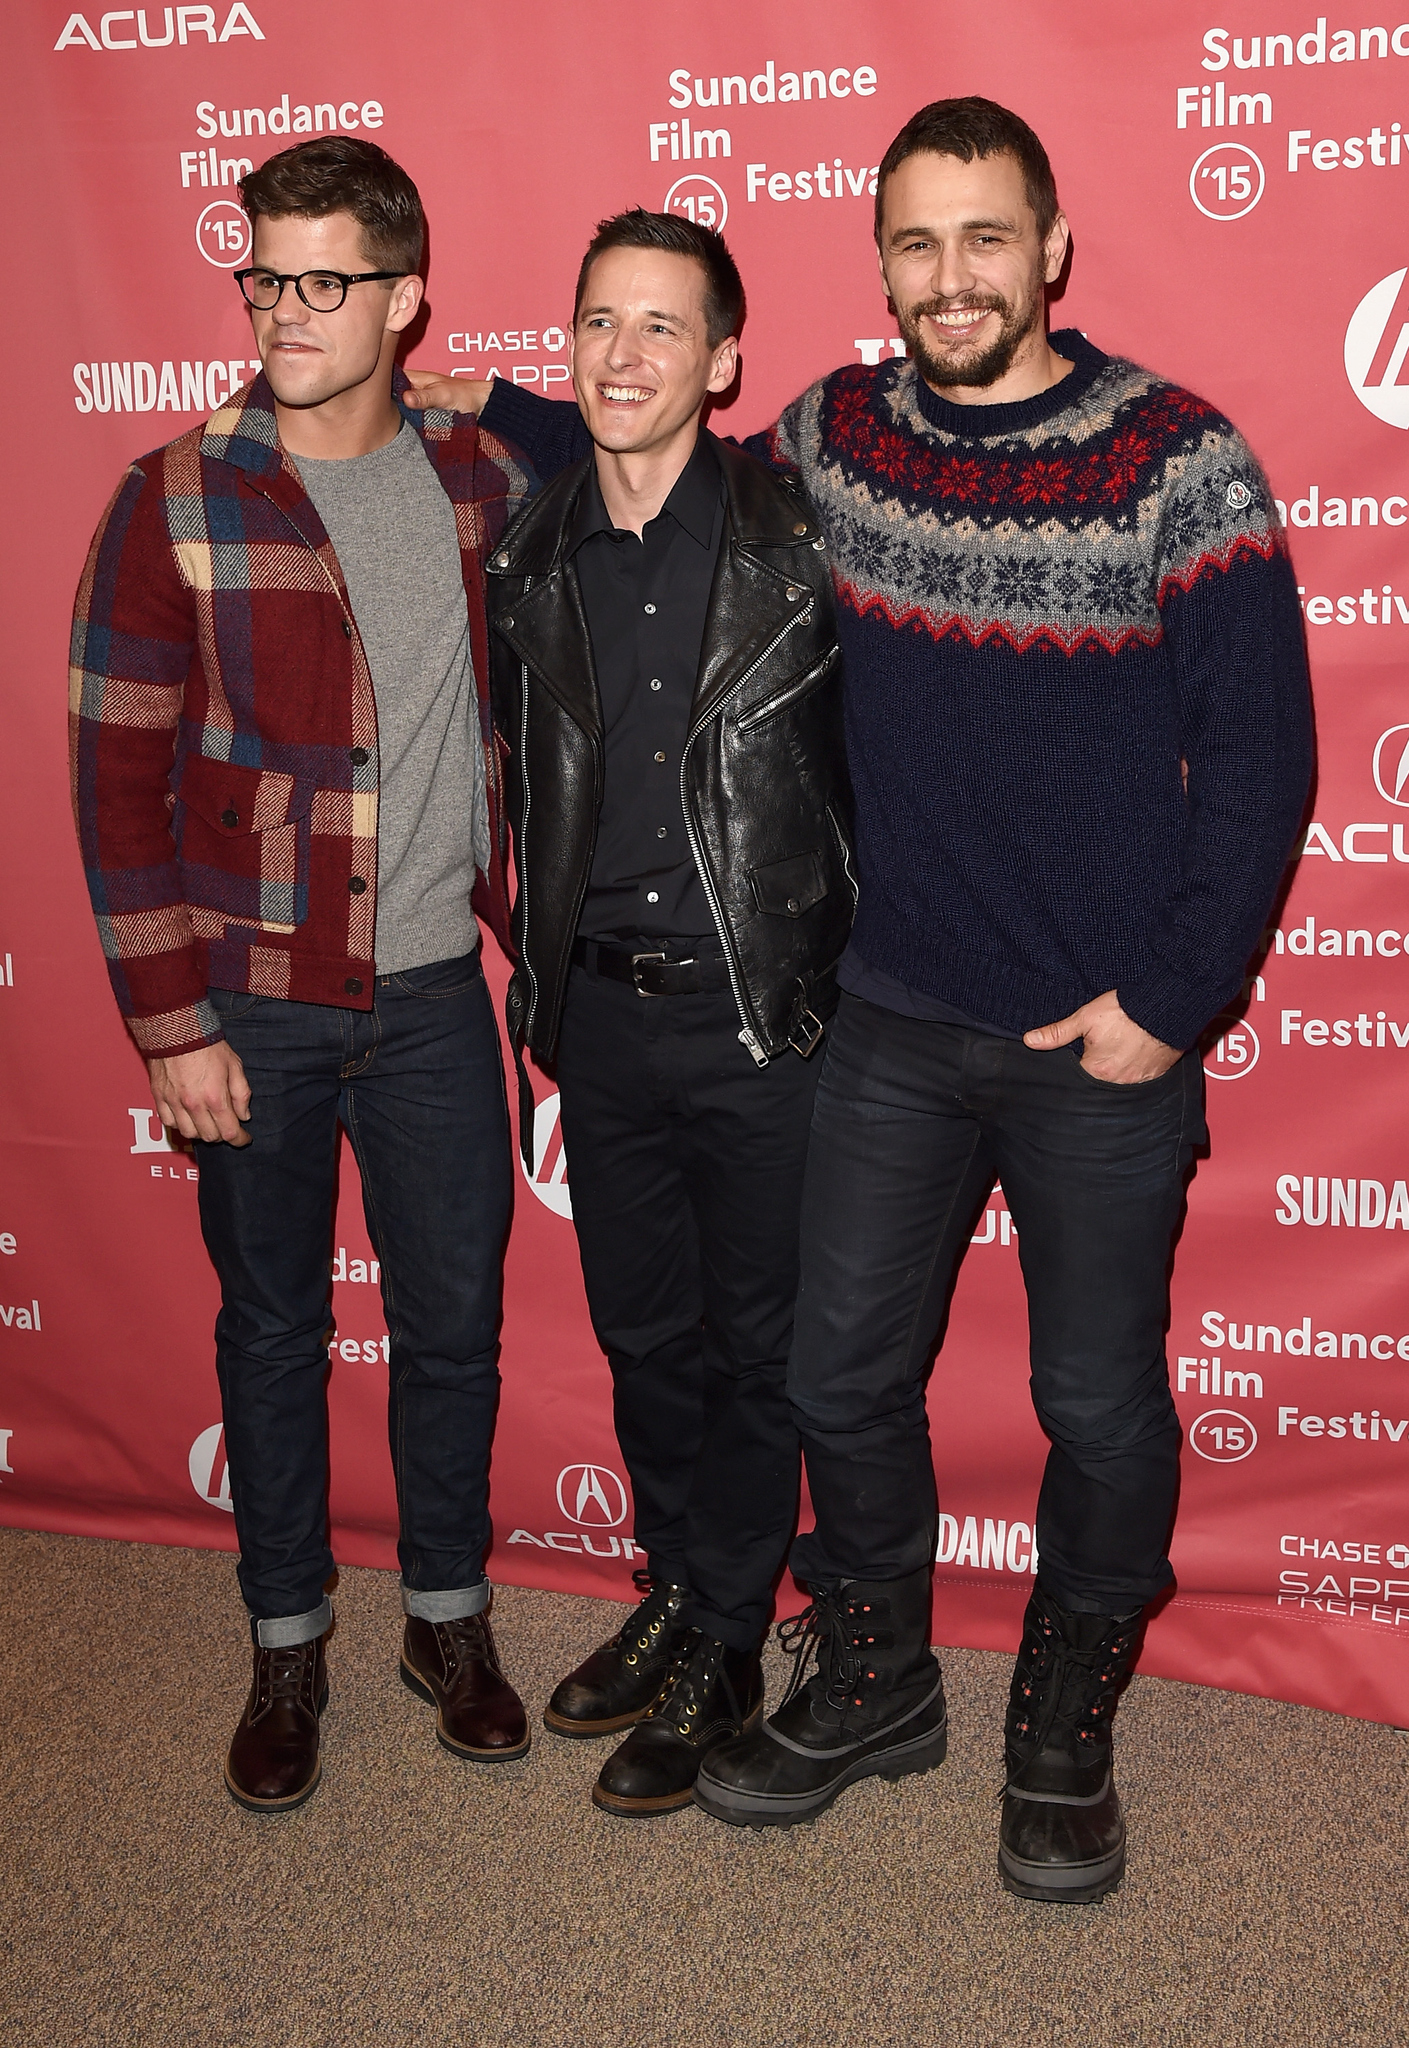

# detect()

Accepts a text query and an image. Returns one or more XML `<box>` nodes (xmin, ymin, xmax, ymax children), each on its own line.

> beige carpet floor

<box><xmin>0</xmin><ymin>1526</ymin><xmax>1404</xmax><ymax>2047</ymax></box>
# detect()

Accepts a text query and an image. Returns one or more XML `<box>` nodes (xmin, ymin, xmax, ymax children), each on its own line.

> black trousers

<box><xmin>554</xmin><ymin>964</ymin><xmax>820</xmax><ymax>1650</ymax></box>
<box><xmin>787</xmin><ymin>995</ymin><xmax>1207</xmax><ymax>1615</ymax></box>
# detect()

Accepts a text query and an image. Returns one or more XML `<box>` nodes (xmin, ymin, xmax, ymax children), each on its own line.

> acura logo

<box><xmin>555</xmin><ymin>1463</ymin><xmax>628</xmax><ymax>1527</ymax></box>
<box><xmin>1373</xmin><ymin>725</ymin><xmax>1409</xmax><ymax>805</ymax></box>
<box><xmin>1345</xmin><ymin>269</ymin><xmax>1409</xmax><ymax>429</ymax></box>
<box><xmin>188</xmin><ymin>1422</ymin><xmax>233</xmax><ymax>1511</ymax></box>
<box><xmin>522</xmin><ymin>1091</ymin><xmax>573</xmax><ymax>1219</ymax></box>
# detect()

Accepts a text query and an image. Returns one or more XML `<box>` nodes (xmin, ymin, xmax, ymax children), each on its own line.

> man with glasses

<box><xmin>70</xmin><ymin>136</ymin><xmax>535</xmax><ymax>1810</ymax></box>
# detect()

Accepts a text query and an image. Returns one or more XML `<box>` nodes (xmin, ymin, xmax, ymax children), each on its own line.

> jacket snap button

<box><xmin>344</xmin><ymin>977</ymin><xmax>363</xmax><ymax>995</ymax></box>
<box><xmin>502</xmin><ymin>615</ymin><xmax>514</xmax><ymax>629</ymax></box>
<box><xmin>495</xmin><ymin>552</ymin><xmax>509</xmax><ymax>567</ymax></box>
<box><xmin>348</xmin><ymin>876</ymin><xmax>367</xmax><ymax>894</ymax></box>
<box><xmin>786</xmin><ymin>586</ymin><xmax>803</xmax><ymax>601</ymax></box>
<box><xmin>793</xmin><ymin>521</ymin><xmax>808</xmax><ymax>536</ymax></box>
<box><xmin>219</xmin><ymin>808</ymin><xmax>239</xmax><ymax>828</ymax></box>
<box><xmin>349</xmin><ymin>746</ymin><xmax>369</xmax><ymax>767</ymax></box>
<box><xmin>341</xmin><ymin>619</ymin><xmax>352</xmax><ymax>638</ymax></box>
<box><xmin>813</xmin><ymin>538</ymin><xmax>826</xmax><ymax>551</ymax></box>
<box><xmin>787</xmin><ymin>897</ymin><xmax>800</xmax><ymax>912</ymax></box>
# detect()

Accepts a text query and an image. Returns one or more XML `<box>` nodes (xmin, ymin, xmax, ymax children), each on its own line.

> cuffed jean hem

<box><xmin>252</xmin><ymin>1596</ymin><xmax>332</xmax><ymax>1648</ymax></box>
<box><xmin>401</xmin><ymin>1580</ymin><xmax>490</xmax><ymax>1622</ymax></box>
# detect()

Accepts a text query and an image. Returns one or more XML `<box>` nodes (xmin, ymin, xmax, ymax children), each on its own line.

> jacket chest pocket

<box><xmin>171</xmin><ymin>753</ymin><xmax>315</xmax><ymax>933</ymax></box>
<box><xmin>734</xmin><ymin>645</ymin><xmax>840</xmax><ymax>735</ymax></box>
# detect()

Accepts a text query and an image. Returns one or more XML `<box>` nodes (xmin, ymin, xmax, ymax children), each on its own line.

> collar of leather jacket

<box><xmin>483</xmin><ymin>430</ymin><xmax>821</xmax><ymax>581</ymax></box>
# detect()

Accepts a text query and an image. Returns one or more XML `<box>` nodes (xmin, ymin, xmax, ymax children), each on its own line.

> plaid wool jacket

<box><xmin>70</xmin><ymin>370</ymin><xmax>534</xmax><ymax>1059</ymax></box>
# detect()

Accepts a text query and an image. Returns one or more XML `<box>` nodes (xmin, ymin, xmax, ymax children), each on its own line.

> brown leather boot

<box><xmin>400</xmin><ymin>1612</ymin><xmax>530</xmax><ymax>1761</ymax></box>
<box><xmin>224</xmin><ymin>1635</ymin><xmax>328</xmax><ymax>1813</ymax></box>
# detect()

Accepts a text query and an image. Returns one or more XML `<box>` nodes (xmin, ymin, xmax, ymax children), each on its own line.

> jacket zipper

<box><xmin>679</xmin><ymin>594</ymin><xmax>813</xmax><ymax>1064</ymax></box>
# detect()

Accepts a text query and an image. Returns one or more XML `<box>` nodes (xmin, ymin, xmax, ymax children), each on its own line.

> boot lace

<box><xmin>776</xmin><ymin>1590</ymin><xmax>872</xmax><ymax>1717</ymax></box>
<box><xmin>1006</xmin><ymin>1609</ymin><xmax>1140</xmax><ymax>1769</ymax></box>
<box><xmin>437</xmin><ymin>1612</ymin><xmax>498</xmax><ymax>1674</ymax></box>
<box><xmin>641</xmin><ymin>1630</ymin><xmax>729</xmax><ymax>1737</ymax></box>
<box><xmin>613</xmin><ymin>1568</ymin><xmax>684</xmax><ymax>1670</ymax></box>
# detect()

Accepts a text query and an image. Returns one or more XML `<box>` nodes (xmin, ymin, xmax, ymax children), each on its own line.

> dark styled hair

<box><xmin>239</xmin><ymin>137</ymin><xmax>425</xmax><ymax>274</ymax></box>
<box><xmin>874</xmin><ymin>97</ymin><xmax>1059</xmax><ymax>242</ymax></box>
<box><xmin>573</xmin><ymin>208</ymin><xmax>745</xmax><ymax>344</ymax></box>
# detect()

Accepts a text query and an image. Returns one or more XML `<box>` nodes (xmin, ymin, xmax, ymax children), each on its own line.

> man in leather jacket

<box><xmin>485</xmin><ymin>210</ymin><xmax>853</xmax><ymax>1816</ymax></box>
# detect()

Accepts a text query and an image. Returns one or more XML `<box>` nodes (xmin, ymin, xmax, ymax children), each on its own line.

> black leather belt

<box><xmin>571</xmin><ymin>937</ymin><xmax>731</xmax><ymax>997</ymax></box>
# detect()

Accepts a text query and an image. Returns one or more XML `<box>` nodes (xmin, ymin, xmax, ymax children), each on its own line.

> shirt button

<box><xmin>650</xmin><ymin>678</ymin><xmax>662</xmax><ymax>691</ymax></box>
<box><xmin>644</xmin><ymin>603</ymin><xmax>657</xmax><ymax>615</ymax></box>
<box><xmin>342</xmin><ymin>619</ymin><xmax>353</xmax><ymax>637</ymax></box>
<box><xmin>219</xmin><ymin>808</ymin><xmax>239</xmax><ymax>828</ymax></box>
<box><xmin>654</xmin><ymin>751</ymin><xmax>666</xmax><ymax>763</ymax></box>
<box><xmin>646</xmin><ymin>891</ymin><xmax>659</xmax><ymax>904</ymax></box>
<box><xmin>344</xmin><ymin>977</ymin><xmax>363</xmax><ymax>995</ymax></box>
<box><xmin>348</xmin><ymin>876</ymin><xmax>367</xmax><ymax>894</ymax></box>
<box><xmin>657</xmin><ymin>826</ymin><xmax>668</xmax><ymax>839</ymax></box>
<box><xmin>349</xmin><ymin>746</ymin><xmax>369</xmax><ymax>766</ymax></box>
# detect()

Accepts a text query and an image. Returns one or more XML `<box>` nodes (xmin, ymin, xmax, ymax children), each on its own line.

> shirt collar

<box><xmin>568</xmin><ymin>428</ymin><xmax>723</xmax><ymax>555</ymax></box>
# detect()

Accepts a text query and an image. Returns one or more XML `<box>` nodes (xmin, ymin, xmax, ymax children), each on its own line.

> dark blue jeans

<box><xmin>197</xmin><ymin>953</ymin><xmax>513</xmax><ymax>1643</ymax></box>
<box><xmin>788</xmin><ymin>995</ymin><xmax>1207</xmax><ymax>1614</ymax></box>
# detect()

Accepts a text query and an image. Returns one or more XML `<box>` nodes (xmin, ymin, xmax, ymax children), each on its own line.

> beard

<box><xmin>896</xmin><ymin>280</ymin><xmax>1043</xmax><ymax>390</ymax></box>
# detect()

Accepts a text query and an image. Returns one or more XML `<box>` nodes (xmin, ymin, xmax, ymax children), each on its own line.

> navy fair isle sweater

<box><xmin>483</xmin><ymin>332</ymin><xmax>1312</xmax><ymax>1050</ymax></box>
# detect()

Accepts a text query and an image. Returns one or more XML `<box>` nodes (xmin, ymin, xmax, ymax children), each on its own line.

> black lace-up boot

<box><xmin>592</xmin><ymin>1630</ymin><xmax>764</xmax><ymax>1815</ymax></box>
<box><xmin>694</xmin><ymin>1568</ymin><xmax>946</xmax><ymax>1828</ymax></box>
<box><xmin>998</xmin><ymin>1582</ymin><xmax>1145</xmax><ymax>1903</ymax></box>
<box><xmin>544</xmin><ymin>1570</ymin><xmax>691</xmax><ymax>1738</ymax></box>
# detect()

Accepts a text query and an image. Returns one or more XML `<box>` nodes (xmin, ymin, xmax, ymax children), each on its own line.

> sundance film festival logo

<box><xmin>189</xmin><ymin>1423</ymin><xmax>233</xmax><ymax>1511</ymax></box>
<box><xmin>556</xmin><ymin>1463</ymin><xmax>628</xmax><ymax>1528</ymax></box>
<box><xmin>1345</xmin><ymin>269</ymin><xmax>1409</xmax><ymax>427</ymax></box>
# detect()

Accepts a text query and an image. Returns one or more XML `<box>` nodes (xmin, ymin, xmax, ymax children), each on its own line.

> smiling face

<box><xmin>570</xmin><ymin>245</ymin><xmax>738</xmax><ymax>458</ymax></box>
<box><xmin>248</xmin><ymin>208</ymin><xmax>421</xmax><ymax>412</ymax></box>
<box><xmin>877</xmin><ymin>150</ymin><xmax>1069</xmax><ymax>395</ymax></box>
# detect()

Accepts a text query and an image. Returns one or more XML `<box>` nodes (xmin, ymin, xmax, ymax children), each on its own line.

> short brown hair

<box><xmin>874</xmin><ymin>97</ymin><xmax>1059</xmax><ymax>242</ymax></box>
<box><xmin>573</xmin><ymin>208</ymin><xmax>745</xmax><ymax>345</ymax></box>
<box><xmin>239</xmin><ymin>137</ymin><xmax>425</xmax><ymax>274</ymax></box>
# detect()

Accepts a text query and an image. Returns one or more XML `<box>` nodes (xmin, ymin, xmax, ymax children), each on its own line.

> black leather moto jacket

<box><xmin>486</xmin><ymin>436</ymin><xmax>855</xmax><ymax>1159</ymax></box>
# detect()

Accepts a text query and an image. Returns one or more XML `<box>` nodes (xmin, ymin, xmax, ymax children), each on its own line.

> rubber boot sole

<box><xmin>223</xmin><ymin>1682</ymin><xmax>329</xmax><ymax>1813</ymax></box>
<box><xmin>399</xmin><ymin>1659</ymin><xmax>531</xmax><ymax>1762</ymax></box>
<box><xmin>694</xmin><ymin>1709</ymin><xmax>948</xmax><ymax>1829</ymax></box>
<box><xmin>592</xmin><ymin>1702</ymin><xmax>766</xmax><ymax>1819</ymax></box>
<box><xmin>998</xmin><ymin>1838</ymin><xmax>1127</xmax><ymax>1905</ymax></box>
<box><xmin>543</xmin><ymin>1701</ymin><xmax>650</xmax><ymax>1740</ymax></box>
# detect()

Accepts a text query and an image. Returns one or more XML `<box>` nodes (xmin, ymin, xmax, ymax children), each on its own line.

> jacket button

<box><xmin>787</xmin><ymin>897</ymin><xmax>800</xmax><ymax>912</ymax></box>
<box><xmin>786</xmin><ymin>586</ymin><xmax>803</xmax><ymax>602</ymax></box>
<box><xmin>219</xmin><ymin>808</ymin><xmax>238</xmax><ymax>828</ymax></box>
<box><xmin>793</xmin><ymin>521</ymin><xmax>808</xmax><ymax>536</ymax></box>
<box><xmin>342</xmin><ymin>620</ymin><xmax>352</xmax><ymax>638</ymax></box>
<box><xmin>495</xmin><ymin>552</ymin><xmax>509</xmax><ymax>567</ymax></box>
<box><xmin>654</xmin><ymin>751</ymin><xmax>666</xmax><ymax>764</ymax></box>
<box><xmin>502</xmin><ymin>615</ymin><xmax>514</xmax><ymax>629</ymax></box>
<box><xmin>349</xmin><ymin>746</ymin><xmax>369</xmax><ymax>766</ymax></box>
<box><xmin>813</xmin><ymin>538</ymin><xmax>826</xmax><ymax>551</ymax></box>
<box><xmin>348</xmin><ymin>876</ymin><xmax>367</xmax><ymax>894</ymax></box>
<box><xmin>344</xmin><ymin>977</ymin><xmax>363</xmax><ymax>995</ymax></box>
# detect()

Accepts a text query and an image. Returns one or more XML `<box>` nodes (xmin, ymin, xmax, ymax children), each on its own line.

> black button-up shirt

<box><xmin>569</xmin><ymin>431</ymin><xmax>726</xmax><ymax>943</ymax></box>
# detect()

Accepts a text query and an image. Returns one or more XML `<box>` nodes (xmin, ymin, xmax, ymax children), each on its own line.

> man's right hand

<box><xmin>147</xmin><ymin>1041</ymin><xmax>252</xmax><ymax>1146</ymax></box>
<box><xmin>402</xmin><ymin>370</ymin><xmax>491</xmax><ymax>414</ymax></box>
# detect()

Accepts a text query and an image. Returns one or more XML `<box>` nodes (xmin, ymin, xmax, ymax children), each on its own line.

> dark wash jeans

<box><xmin>788</xmin><ymin>994</ymin><xmax>1207</xmax><ymax>1615</ymax></box>
<box><xmin>197</xmin><ymin>953</ymin><xmax>513</xmax><ymax>1642</ymax></box>
<box><xmin>554</xmin><ymin>966</ymin><xmax>820</xmax><ymax>1651</ymax></box>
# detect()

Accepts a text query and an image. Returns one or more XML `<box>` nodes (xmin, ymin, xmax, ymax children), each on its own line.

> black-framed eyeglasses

<box><xmin>234</xmin><ymin>267</ymin><xmax>403</xmax><ymax>313</ymax></box>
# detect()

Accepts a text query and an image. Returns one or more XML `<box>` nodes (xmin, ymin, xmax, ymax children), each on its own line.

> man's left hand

<box><xmin>1023</xmin><ymin>990</ymin><xmax>1180</xmax><ymax>1084</ymax></box>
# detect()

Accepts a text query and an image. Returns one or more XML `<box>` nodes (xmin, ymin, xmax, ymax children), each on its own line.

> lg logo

<box><xmin>555</xmin><ymin>1463</ymin><xmax>628</xmax><ymax>1528</ymax></box>
<box><xmin>523</xmin><ymin>1092</ymin><xmax>572</xmax><ymax>1218</ymax></box>
<box><xmin>1345</xmin><ymin>270</ymin><xmax>1409</xmax><ymax>428</ymax></box>
<box><xmin>189</xmin><ymin>1423</ymin><xmax>233</xmax><ymax>1511</ymax></box>
<box><xmin>1373</xmin><ymin>725</ymin><xmax>1409</xmax><ymax>806</ymax></box>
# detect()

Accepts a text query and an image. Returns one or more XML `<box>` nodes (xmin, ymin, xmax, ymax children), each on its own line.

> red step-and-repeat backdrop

<box><xmin>3</xmin><ymin>0</ymin><xmax>1408</xmax><ymax>1722</ymax></box>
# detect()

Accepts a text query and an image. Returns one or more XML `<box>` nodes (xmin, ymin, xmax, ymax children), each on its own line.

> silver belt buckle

<box><xmin>630</xmin><ymin>950</ymin><xmax>668</xmax><ymax>996</ymax></box>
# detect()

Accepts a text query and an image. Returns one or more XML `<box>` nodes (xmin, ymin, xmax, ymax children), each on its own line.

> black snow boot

<box><xmin>998</xmin><ymin>1581</ymin><xmax>1144</xmax><ymax>1904</ymax></box>
<box><xmin>694</xmin><ymin>1568</ymin><xmax>947</xmax><ymax>1828</ymax></box>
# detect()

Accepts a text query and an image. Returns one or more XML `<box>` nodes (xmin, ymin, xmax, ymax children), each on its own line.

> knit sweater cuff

<box><xmin>1117</xmin><ymin>963</ymin><xmax>1228</xmax><ymax>1055</ymax></box>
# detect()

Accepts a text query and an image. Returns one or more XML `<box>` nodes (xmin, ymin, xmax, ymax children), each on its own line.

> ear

<box><xmin>387</xmin><ymin>273</ymin><xmax>425</xmax><ymax>335</ymax></box>
<box><xmin>1042</xmin><ymin>212</ymin><xmax>1070</xmax><ymax>286</ymax></box>
<box><xmin>707</xmin><ymin>334</ymin><xmax>739</xmax><ymax>395</ymax></box>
